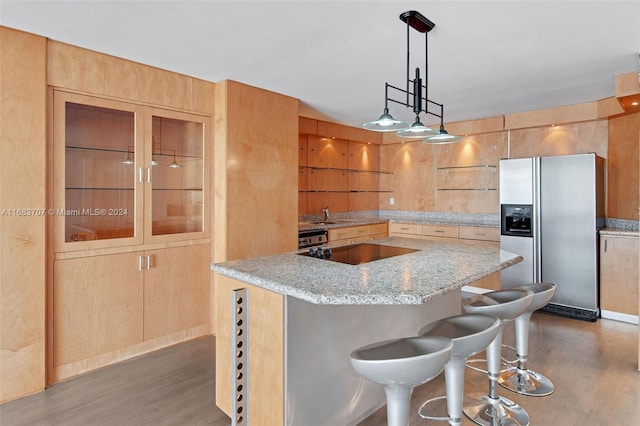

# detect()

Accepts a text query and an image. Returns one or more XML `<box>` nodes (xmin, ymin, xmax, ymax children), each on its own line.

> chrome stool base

<box><xmin>500</xmin><ymin>368</ymin><xmax>554</xmax><ymax>396</ymax></box>
<box><xmin>463</xmin><ymin>392</ymin><xmax>530</xmax><ymax>426</ymax></box>
<box><xmin>418</xmin><ymin>395</ymin><xmax>451</xmax><ymax>422</ymax></box>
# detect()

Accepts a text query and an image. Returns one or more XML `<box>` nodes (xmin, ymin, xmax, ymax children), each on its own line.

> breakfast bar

<box><xmin>212</xmin><ymin>237</ymin><xmax>522</xmax><ymax>425</ymax></box>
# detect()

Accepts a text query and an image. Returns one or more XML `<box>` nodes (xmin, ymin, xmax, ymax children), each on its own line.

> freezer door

<box><xmin>539</xmin><ymin>154</ymin><xmax>598</xmax><ymax>311</ymax></box>
<box><xmin>500</xmin><ymin>235</ymin><xmax>534</xmax><ymax>288</ymax></box>
<box><xmin>499</xmin><ymin>158</ymin><xmax>534</xmax><ymax>204</ymax></box>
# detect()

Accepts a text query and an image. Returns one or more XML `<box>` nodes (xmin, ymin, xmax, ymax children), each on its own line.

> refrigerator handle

<box><xmin>534</xmin><ymin>157</ymin><xmax>542</xmax><ymax>283</ymax></box>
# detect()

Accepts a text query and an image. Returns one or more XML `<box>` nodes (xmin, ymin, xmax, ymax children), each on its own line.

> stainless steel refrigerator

<box><xmin>499</xmin><ymin>153</ymin><xmax>605</xmax><ymax>321</ymax></box>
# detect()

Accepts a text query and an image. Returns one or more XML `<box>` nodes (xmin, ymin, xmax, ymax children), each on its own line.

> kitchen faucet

<box><xmin>322</xmin><ymin>206</ymin><xmax>330</xmax><ymax>222</ymax></box>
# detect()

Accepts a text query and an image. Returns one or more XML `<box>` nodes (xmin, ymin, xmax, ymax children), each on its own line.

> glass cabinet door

<box><xmin>146</xmin><ymin>109</ymin><xmax>207</xmax><ymax>239</ymax></box>
<box><xmin>53</xmin><ymin>91</ymin><xmax>144</xmax><ymax>250</ymax></box>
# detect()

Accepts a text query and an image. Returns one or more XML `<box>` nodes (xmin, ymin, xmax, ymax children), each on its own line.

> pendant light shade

<box><xmin>423</xmin><ymin>128</ymin><xmax>464</xmax><ymax>144</ymax></box>
<box><xmin>396</xmin><ymin>117</ymin><xmax>437</xmax><ymax>139</ymax></box>
<box><xmin>363</xmin><ymin>110</ymin><xmax>410</xmax><ymax>132</ymax></box>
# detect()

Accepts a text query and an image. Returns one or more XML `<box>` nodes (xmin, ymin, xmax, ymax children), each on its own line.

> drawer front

<box><xmin>423</xmin><ymin>225</ymin><xmax>459</xmax><ymax>239</ymax></box>
<box><xmin>368</xmin><ymin>223</ymin><xmax>388</xmax><ymax>236</ymax></box>
<box><xmin>328</xmin><ymin>225</ymin><xmax>369</xmax><ymax>241</ymax></box>
<box><xmin>388</xmin><ymin>222</ymin><xmax>422</xmax><ymax>235</ymax></box>
<box><xmin>423</xmin><ymin>235</ymin><xmax>457</xmax><ymax>243</ymax></box>
<box><xmin>459</xmin><ymin>226</ymin><xmax>500</xmax><ymax>242</ymax></box>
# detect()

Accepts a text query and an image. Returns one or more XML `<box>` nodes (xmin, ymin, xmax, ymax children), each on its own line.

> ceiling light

<box><xmin>423</xmin><ymin>126</ymin><xmax>463</xmax><ymax>144</ymax></box>
<box><xmin>362</xmin><ymin>10</ymin><xmax>461</xmax><ymax>143</ymax></box>
<box><xmin>396</xmin><ymin>116</ymin><xmax>437</xmax><ymax>138</ymax></box>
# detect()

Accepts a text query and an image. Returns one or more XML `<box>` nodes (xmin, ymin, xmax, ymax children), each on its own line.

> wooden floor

<box><xmin>1</xmin><ymin>312</ymin><xmax>638</xmax><ymax>425</ymax></box>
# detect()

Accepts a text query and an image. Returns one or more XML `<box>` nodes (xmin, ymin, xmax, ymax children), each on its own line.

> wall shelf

<box><xmin>300</xmin><ymin>165</ymin><xmax>393</xmax><ymax>175</ymax></box>
<box><xmin>435</xmin><ymin>164</ymin><xmax>498</xmax><ymax>191</ymax></box>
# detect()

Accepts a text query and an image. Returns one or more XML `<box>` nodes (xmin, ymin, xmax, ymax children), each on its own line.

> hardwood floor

<box><xmin>1</xmin><ymin>312</ymin><xmax>638</xmax><ymax>425</ymax></box>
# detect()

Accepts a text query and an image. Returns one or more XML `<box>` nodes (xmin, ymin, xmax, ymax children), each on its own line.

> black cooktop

<box><xmin>299</xmin><ymin>243</ymin><xmax>419</xmax><ymax>265</ymax></box>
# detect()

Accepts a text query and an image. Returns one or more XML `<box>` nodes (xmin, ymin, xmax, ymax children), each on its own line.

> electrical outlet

<box><xmin>389</xmin><ymin>197</ymin><xmax>395</xmax><ymax>206</ymax></box>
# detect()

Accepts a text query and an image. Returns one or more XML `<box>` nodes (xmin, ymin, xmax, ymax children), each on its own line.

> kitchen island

<box><xmin>212</xmin><ymin>237</ymin><xmax>522</xmax><ymax>425</ymax></box>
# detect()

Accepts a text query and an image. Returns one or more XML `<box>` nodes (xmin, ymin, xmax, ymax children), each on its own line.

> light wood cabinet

<box><xmin>423</xmin><ymin>224</ymin><xmax>459</xmax><ymax>241</ymax></box>
<box><xmin>299</xmin><ymin>125</ymin><xmax>390</xmax><ymax>214</ymax></box>
<box><xmin>52</xmin><ymin>90</ymin><xmax>210</xmax><ymax>252</ymax></box>
<box><xmin>600</xmin><ymin>235</ymin><xmax>639</xmax><ymax>316</ymax></box>
<box><xmin>53</xmin><ymin>252</ymin><xmax>145</xmax><ymax>366</ymax></box>
<box><xmin>328</xmin><ymin>223</ymin><xmax>388</xmax><ymax>245</ymax></box>
<box><xmin>50</xmin><ymin>90</ymin><xmax>212</xmax><ymax>383</ymax></box>
<box><xmin>52</xmin><ymin>243</ymin><xmax>210</xmax><ymax>380</ymax></box>
<box><xmin>143</xmin><ymin>244</ymin><xmax>210</xmax><ymax>340</ymax></box>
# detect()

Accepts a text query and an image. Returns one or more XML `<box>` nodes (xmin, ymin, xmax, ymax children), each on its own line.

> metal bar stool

<box><xmin>462</xmin><ymin>289</ymin><xmax>534</xmax><ymax>426</ymax></box>
<box><xmin>500</xmin><ymin>282</ymin><xmax>557</xmax><ymax>396</ymax></box>
<box><xmin>417</xmin><ymin>314</ymin><xmax>501</xmax><ymax>426</ymax></box>
<box><xmin>350</xmin><ymin>336</ymin><xmax>453</xmax><ymax>426</ymax></box>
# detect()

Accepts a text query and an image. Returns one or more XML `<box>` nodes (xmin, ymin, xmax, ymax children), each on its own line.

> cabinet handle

<box><xmin>146</xmin><ymin>168</ymin><xmax>152</xmax><ymax>183</ymax></box>
<box><xmin>400</xmin><ymin>227</ymin><xmax>410</xmax><ymax>231</ymax></box>
<box><xmin>604</xmin><ymin>239</ymin><xmax>607</xmax><ymax>253</ymax></box>
<box><xmin>138</xmin><ymin>168</ymin><xmax>144</xmax><ymax>183</ymax></box>
<box><xmin>435</xmin><ymin>230</ymin><xmax>445</xmax><ymax>233</ymax></box>
<box><xmin>146</xmin><ymin>254</ymin><xmax>152</xmax><ymax>270</ymax></box>
<box><xmin>138</xmin><ymin>255</ymin><xmax>143</xmax><ymax>272</ymax></box>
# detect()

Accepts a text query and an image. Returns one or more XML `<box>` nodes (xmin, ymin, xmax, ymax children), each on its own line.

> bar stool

<box><xmin>500</xmin><ymin>282</ymin><xmax>557</xmax><ymax>396</ymax></box>
<box><xmin>350</xmin><ymin>336</ymin><xmax>453</xmax><ymax>426</ymax></box>
<box><xmin>417</xmin><ymin>314</ymin><xmax>501</xmax><ymax>426</ymax></box>
<box><xmin>462</xmin><ymin>289</ymin><xmax>534</xmax><ymax>426</ymax></box>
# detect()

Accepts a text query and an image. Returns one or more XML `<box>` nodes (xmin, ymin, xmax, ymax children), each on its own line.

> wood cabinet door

<box><xmin>52</xmin><ymin>91</ymin><xmax>145</xmax><ymax>253</ymax></box>
<box><xmin>600</xmin><ymin>236</ymin><xmax>639</xmax><ymax>315</ymax></box>
<box><xmin>307</xmin><ymin>135</ymin><xmax>348</xmax><ymax>168</ymax></box>
<box><xmin>143</xmin><ymin>244</ymin><xmax>210</xmax><ymax>340</ymax></box>
<box><xmin>53</xmin><ymin>252</ymin><xmax>144</xmax><ymax>366</ymax></box>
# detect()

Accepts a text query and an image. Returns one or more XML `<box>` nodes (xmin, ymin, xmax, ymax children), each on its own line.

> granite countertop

<box><xmin>298</xmin><ymin>217</ymin><xmax>386</xmax><ymax>231</ymax></box>
<box><xmin>600</xmin><ymin>227</ymin><xmax>640</xmax><ymax>238</ymax></box>
<box><xmin>212</xmin><ymin>237</ymin><xmax>522</xmax><ymax>305</ymax></box>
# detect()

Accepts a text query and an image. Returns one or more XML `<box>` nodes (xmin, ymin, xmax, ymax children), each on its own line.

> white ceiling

<box><xmin>2</xmin><ymin>1</ymin><xmax>639</xmax><ymax>128</ymax></box>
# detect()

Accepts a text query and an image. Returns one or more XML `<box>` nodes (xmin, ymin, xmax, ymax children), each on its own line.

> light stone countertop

<box><xmin>211</xmin><ymin>237</ymin><xmax>522</xmax><ymax>305</ymax></box>
<box><xmin>600</xmin><ymin>227</ymin><xmax>639</xmax><ymax>238</ymax></box>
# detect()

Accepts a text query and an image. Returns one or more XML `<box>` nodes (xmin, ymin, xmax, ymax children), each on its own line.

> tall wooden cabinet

<box><xmin>50</xmin><ymin>90</ymin><xmax>211</xmax><ymax>382</ymax></box>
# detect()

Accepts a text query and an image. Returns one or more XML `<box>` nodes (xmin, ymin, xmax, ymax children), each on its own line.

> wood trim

<box><xmin>598</xmin><ymin>96</ymin><xmax>626</xmax><ymax>118</ymax></box>
<box><xmin>50</xmin><ymin>324</ymin><xmax>210</xmax><ymax>383</ymax></box>
<box><xmin>615</xmin><ymin>71</ymin><xmax>640</xmax><ymax>98</ymax></box>
<box><xmin>444</xmin><ymin>115</ymin><xmax>504</xmax><ymax>136</ymax></box>
<box><xmin>356</xmin><ymin>128</ymin><xmax>383</xmax><ymax>144</ymax></box>
<box><xmin>47</xmin><ymin>40</ymin><xmax>213</xmax><ymax>113</ymax></box>
<box><xmin>299</xmin><ymin>116</ymin><xmax>318</xmax><ymax>134</ymax></box>
<box><xmin>505</xmin><ymin>101</ymin><xmax>600</xmax><ymax>129</ymax></box>
<box><xmin>317</xmin><ymin>120</ymin><xmax>359</xmax><ymax>140</ymax></box>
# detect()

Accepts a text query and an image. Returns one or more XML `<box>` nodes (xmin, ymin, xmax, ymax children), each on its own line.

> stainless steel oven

<box><xmin>298</xmin><ymin>229</ymin><xmax>328</xmax><ymax>249</ymax></box>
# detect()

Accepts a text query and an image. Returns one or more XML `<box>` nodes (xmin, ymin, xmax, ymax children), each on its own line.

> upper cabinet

<box><xmin>52</xmin><ymin>90</ymin><xmax>210</xmax><ymax>252</ymax></box>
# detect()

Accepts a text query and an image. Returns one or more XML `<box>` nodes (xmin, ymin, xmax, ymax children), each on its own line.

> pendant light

<box><xmin>363</xmin><ymin>84</ymin><xmax>410</xmax><ymax>131</ymax></box>
<box><xmin>362</xmin><ymin>11</ymin><xmax>461</xmax><ymax>143</ymax></box>
<box><xmin>121</xmin><ymin>146</ymin><xmax>134</xmax><ymax>165</ymax></box>
<box><xmin>168</xmin><ymin>150</ymin><xmax>181</xmax><ymax>168</ymax></box>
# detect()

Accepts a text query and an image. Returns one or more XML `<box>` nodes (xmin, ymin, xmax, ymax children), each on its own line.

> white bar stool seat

<box><xmin>417</xmin><ymin>314</ymin><xmax>501</xmax><ymax>426</ymax></box>
<box><xmin>350</xmin><ymin>336</ymin><xmax>453</xmax><ymax>426</ymax></box>
<box><xmin>500</xmin><ymin>282</ymin><xmax>557</xmax><ymax>396</ymax></box>
<box><xmin>462</xmin><ymin>289</ymin><xmax>534</xmax><ymax>426</ymax></box>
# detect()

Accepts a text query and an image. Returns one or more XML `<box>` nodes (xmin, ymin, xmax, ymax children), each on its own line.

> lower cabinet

<box><xmin>600</xmin><ymin>235</ymin><xmax>639</xmax><ymax>316</ymax></box>
<box><xmin>53</xmin><ymin>251</ymin><xmax>144</xmax><ymax>367</ymax></box>
<box><xmin>52</xmin><ymin>243</ymin><xmax>210</xmax><ymax>381</ymax></box>
<box><xmin>328</xmin><ymin>223</ymin><xmax>387</xmax><ymax>245</ymax></box>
